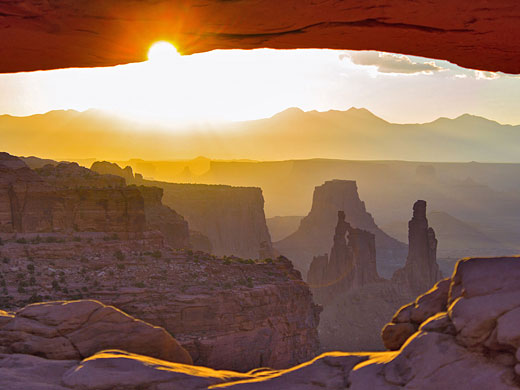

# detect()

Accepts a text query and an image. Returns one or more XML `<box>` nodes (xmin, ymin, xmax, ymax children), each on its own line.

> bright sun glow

<box><xmin>147</xmin><ymin>42</ymin><xmax>181</xmax><ymax>62</ymax></box>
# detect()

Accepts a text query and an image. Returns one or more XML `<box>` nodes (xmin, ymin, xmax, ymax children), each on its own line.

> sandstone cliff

<box><xmin>91</xmin><ymin>160</ymin><xmax>273</xmax><ymax>259</ymax></box>
<box><xmin>149</xmin><ymin>182</ymin><xmax>274</xmax><ymax>259</ymax></box>
<box><xmin>392</xmin><ymin>200</ymin><xmax>443</xmax><ymax>294</ymax></box>
<box><xmin>0</xmin><ymin>237</ymin><xmax>320</xmax><ymax>372</ymax></box>
<box><xmin>275</xmin><ymin>180</ymin><xmax>406</xmax><ymax>276</ymax></box>
<box><xmin>0</xmin><ymin>153</ymin><xmax>190</xmax><ymax>249</ymax></box>
<box><xmin>310</xmin><ymin>201</ymin><xmax>442</xmax><ymax>351</ymax></box>
<box><xmin>307</xmin><ymin>211</ymin><xmax>381</xmax><ymax>301</ymax></box>
<box><xmin>133</xmin><ymin>185</ymin><xmax>190</xmax><ymax>249</ymax></box>
<box><xmin>0</xmin><ymin>154</ymin><xmax>146</xmax><ymax>235</ymax></box>
<box><xmin>2</xmin><ymin>256</ymin><xmax>519</xmax><ymax>389</ymax></box>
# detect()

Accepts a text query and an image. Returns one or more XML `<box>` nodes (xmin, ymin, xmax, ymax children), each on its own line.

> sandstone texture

<box><xmin>0</xmin><ymin>238</ymin><xmax>320</xmax><ymax>372</ymax></box>
<box><xmin>0</xmin><ymin>300</ymin><xmax>191</xmax><ymax>364</ymax></box>
<box><xmin>135</xmin><ymin>185</ymin><xmax>190</xmax><ymax>249</ymax></box>
<box><xmin>0</xmin><ymin>1</ymin><xmax>519</xmax><ymax>74</ymax></box>
<box><xmin>0</xmin><ymin>153</ymin><xmax>190</xmax><ymax>249</ymax></box>
<box><xmin>276</xmin><ymin>180</ymin><xmax>406</xmax><ymax>276</ymax></box>
<box><xmin>2</xmin><ymin>257</ymin><xmax>520</xmax><ymax>389</ymax></box>
<box><xmin>0</xmin><ymin>153</ymin><xmax>146</xmax><ymax>235</ymax></box>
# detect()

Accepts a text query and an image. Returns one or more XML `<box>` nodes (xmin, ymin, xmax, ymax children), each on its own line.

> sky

<box><xmin>1</xmin><ymin>42</ymin><xmax>519</xmax><ymax>125</ymax></box>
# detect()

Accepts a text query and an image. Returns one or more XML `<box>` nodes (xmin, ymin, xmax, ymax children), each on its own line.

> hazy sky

<box><xmin>1</xmin><ymin>43</ymin><xmax>519</xmax><ymax>124</ymax></box>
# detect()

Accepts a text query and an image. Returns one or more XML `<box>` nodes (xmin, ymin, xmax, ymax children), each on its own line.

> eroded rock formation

<box><xmin>0</xmin><ymin>300</ymin><xmax>192</xmax><ymax>364</ymax></box>
<box><xmin>0</xmin><ymin>153</ymin><xmax>146</xmax><ymax>235</ymax></box>
<box><xmin>91</xmin><ymin>160</ymin><xmax>273</xmax><ymax>259</ymax></box>
<box><xmin>154</xmin><ymin>182</ymin><xmax>274</xmax><ymax>259</ymax></box>
<box><xmin>91</xmin><ymin>161</ymin><xmax>135</xmax><ymax>182</ymax></box>
<box><xmin>392</xmin><ymin>200</ymin><xmax>443</xmax><ymax>295</ymax></box>
<box><xmin>310</xmin><ymin>201</ymin><xmax>442</xmax><ymax>351</ymax></box>
<box><xmin>2</xmin><ymin>256</ymin><xmax>520</xmax><ymax>389</ymax></box>
<box><xmin>135</xmin><ymin>185</ymin><xmax>190</xmax><ymax>249</ymax></box>
<box><xmin>307</xmin><ymin>210</ymin><xmax>380</xmax><ymax>300</ymax></box>
<box><xmin>276</xmin><ymin>180</ymin><xmax>406</xmax><ymax>276</ymax></box>
<box><xmin>0</xmin><ymin>236</ymin><xmax>320</xmax><ymax>371</ymax></box>
<box><xmin>0</xmin><ymin>153</ymin><xmax>191</xmax><ymax>249</ymax></box>
<box><xmin>1</xmin><ymin>1</ymin><xmax>519</xmax><ymax>74</ymax></box>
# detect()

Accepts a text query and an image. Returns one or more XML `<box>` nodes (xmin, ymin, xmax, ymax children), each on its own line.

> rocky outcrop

<box><xmin>309</xmin><ymin>201</ymin><xmax>442</xmax><ymax>351</ymax></box>
<box><xmin>276</xmin><ymin>180</ymin><xmax>406</xmax><ymax>276</ymax></box>
<box><xmin>0</xmin><ymin>154</ymin><xmax>146</xmax><ymax>235</ymax></box>
<box><xmin>134</xmin><ymin>185</ymin><xmax>190</xmax><ymax>249</ymax></box>
<box><xmin>0</xmin><ymin>237</ymin><xmax>320</xmax><ymax>372</ymax></box>
<box><xmin>1</xmin><ymin>1</ymin><xmax>519</xmax><ymax>74</ymax></box>
<box><xmin>153</xmin><ymin>182</ymin><xmax>274</xmax><ymax>259</ymax></box>
<box><xmin>0</xmin><ymin>300</ymin><xmax>191</xmax><ymax>364</ymax></box>
<box><xmin>91</xmin><ymin>161</ymin><xmax>135</xmax><ymax>182</ymax></box>
<box><xmin>307</xmin><ymin>211</ymin><xmax>380</xmax><ymax>300</ymax></box>
<box><xmin>0</xmin><ymin>154</ymin><xmax>191</xmax><ymax>248</ymax></box>
<box><xmin>2</xmin><ymin>257</ymin><xmax>520</xmax><ymax>389</ymax></box>
<box><xmin>392</xmin><ymin>200</ymin><xmax>442</xmax><ymax>294</ymax></box>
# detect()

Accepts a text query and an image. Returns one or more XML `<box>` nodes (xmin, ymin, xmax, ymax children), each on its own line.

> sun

<box><xmin>147</xmin><ymin>41</ymin><xmax>181</xmax><ymax>62</ymax></box>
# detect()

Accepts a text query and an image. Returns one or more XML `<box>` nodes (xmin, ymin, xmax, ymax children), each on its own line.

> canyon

<box><xmin>275</xmin><ymin>180</ymin><xmax>407</xmax><ymax>277</ymax></box>
<box><xmin>309</xmin><ymin>200</ymin><xmax>443</xmax><ymax>351</ymax></box>
<box><xmin>91</xmin><ymin>160</ymin><xmax>274</xmax><ymax>259</ymax></box>
<box><xmin>2</xmin><ymin>255</ymin><xmax>520</xmax><ymax>389</ymax></box>
<box><xmin>0</xmin><ymin>153</ymin><xmax>320</xmax><ymax>371</ymax></box>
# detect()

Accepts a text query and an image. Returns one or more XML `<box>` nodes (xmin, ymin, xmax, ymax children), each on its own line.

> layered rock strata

<box><xmin>0</xmin><ymin>300</ymin><xmax>191</xmax><ymax>364</ymax></box>
<box><xmin>2</xmin><ymin>257</ymin><xmax>520</xmax><ymax>389</ymax></box>
<box><xmin>92</xmin><ymin>160</ymin><xmax>273</xmax><ymax>259</ymax></box>
<box><xmin>276</xmin><ymin>180</ymin><xmax>406</xmax><ymax>276</ymax></box>
<box><xmin>0</xmin><ymin>154</ymin><xmax>146</xmax><ymax>235</ymax></box>
<box><xmin>0</xmin><ymin>153</ymin><xmax>190</xmax><ymax>249</ymax></box>
<box><xmin>0</xmin><ymin>238</ymin><xmax>320</xmax><ymax>372</ymax></box>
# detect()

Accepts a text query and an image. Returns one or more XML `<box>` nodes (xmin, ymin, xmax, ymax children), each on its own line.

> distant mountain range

<box><xmin>1</xmin><ymin>107</ymin><xmax>519</xmax><ymax>162</ymax></box>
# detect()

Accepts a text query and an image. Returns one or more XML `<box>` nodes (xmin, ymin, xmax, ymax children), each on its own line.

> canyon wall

<box><xmin>311</xmin><ymin>200</ymin><xmax>443</xmax><ymax>351</ymax></box>
<box><xmin>0</xmin><ymin>239</ymin><xmax>320</xmax><ymax>371</ymax></box>
<box><xmin>0</xmin><ymin>153</ymin><xmax>146</xmax><ymax>235</ymax></box>
<box><xmin>2</xmin><ymin>256</ymin><xmax>520</xmax><ymax>389</ymax></box>
<box><xmin>92</xmin><ymin>160</ymin><xmax>273</xmax><ymax>259</ymax></box>
<box><xmin>144</xmin><ymin>181</ymin><xmax>274</xmax><ymax>259</ymax></box>
<box><xmin>275</xmin><ymin>180</ymin><xmax>406</xmax><ymax>276</ymax></box>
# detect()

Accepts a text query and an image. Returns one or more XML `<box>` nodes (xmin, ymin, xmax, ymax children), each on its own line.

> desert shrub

<box><xmin>52</xmin><ymin>280</ymin><xmax>60</xmax><ymax>291</ymax></box>
<box><xmin>2</xmin><ymin>257</ymin><xmax>9</xmax><ymax>264</ymax></box>
<box><xmin>151</xmin><ymin>250</ymin><xmax>162</xmax><ymax>259</ymax></box>
<box><xmin>134</xmin><ymin>282</ymin><xmax>146</xmax><ymax>288</ymax></box>
<box><xmin>0</xmin><ymin>237</ymin><xmax>3</xmax><ymax>245</ymax></box>
<box><xmin>27</xmin><ymin>264</ymin><xmax>35</xmax><ymax>273</ymax></box>
<box><xmin>116</xmin><ymin>263</ymin><xmax>125</xmax><ymax>270</ymax></box>
<box><xmin>16</xmin><ymin>238</ymin><xmax>27</xmax><ymax>244</ymax></box>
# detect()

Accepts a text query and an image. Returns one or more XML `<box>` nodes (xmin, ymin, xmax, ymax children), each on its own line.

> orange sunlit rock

<box><xmin>0</xmin><ymin>1</ymin><xmax>519</xmax><ymax>73</ymax></box>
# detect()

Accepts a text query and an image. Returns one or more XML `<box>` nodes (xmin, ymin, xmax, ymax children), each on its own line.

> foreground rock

<box><xmin>0</xmin><ymin>300</ymin><xmax>191</xmax><ymax>364</ymax></box>
<box><xmin>2</xmin><ymin>257</ymin><xmax>520</xmax><ymax>389</ymax></box>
